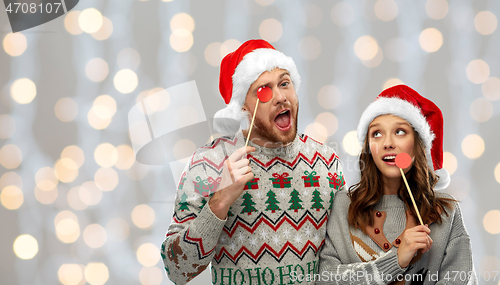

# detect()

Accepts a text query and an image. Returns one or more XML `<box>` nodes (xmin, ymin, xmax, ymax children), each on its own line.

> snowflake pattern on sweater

<box><xmin>161</xmin><ymin>131</ymin><xmax>345</xmax><ymax>285</ymax></box>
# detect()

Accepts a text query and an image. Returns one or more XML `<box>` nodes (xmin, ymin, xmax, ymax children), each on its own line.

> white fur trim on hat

<box><xmin>213</xmin><ymin>101</ymin><xmax>247</xmax><ymax>135</ymax></box>
<box><xmin>434</xmin><ymin>168</ymin><xmax>450</xmax><ymax>190</ymax></box>
<box><xmin>213</xmin><ymin>48</ymin><xmax>301</xmax><ymax>135</ymax></box>
<box><xmin>357</xmin><ymin>97</ymin><xmax>436</xmax><ymax>172</ymax></box>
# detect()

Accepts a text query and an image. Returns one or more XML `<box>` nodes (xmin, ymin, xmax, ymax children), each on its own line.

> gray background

<box><xmin>1</xmin><ymin>0</ymin><xmax>499</xmax><ymax>284</ymax></box>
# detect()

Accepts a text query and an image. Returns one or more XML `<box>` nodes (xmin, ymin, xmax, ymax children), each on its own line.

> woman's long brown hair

<box><xmin>348</xmin><ymin>130</ymin><xmax>456</xmax><ymax>231</ymax></box>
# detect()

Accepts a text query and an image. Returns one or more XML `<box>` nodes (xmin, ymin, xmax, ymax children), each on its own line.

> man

<box><xmin>161</xmin><ymin>39</ymin><xmax>345</xmax><ymax>285</ymax></box>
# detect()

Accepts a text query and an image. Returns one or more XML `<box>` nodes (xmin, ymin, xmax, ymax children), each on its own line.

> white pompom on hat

<box><xmin>357</xmin><ymin>84</ymin><xmax>450</xmax><ymax>190</ymax></box>
<box><xmin>213</xmin><ymin>39</ymin><xmax>301</xmax><ymax>135</ymax></box>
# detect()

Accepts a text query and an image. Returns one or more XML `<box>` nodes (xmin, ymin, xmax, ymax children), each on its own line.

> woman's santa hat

<box><xmin>213</xmin><ymin>39</ymin><xmax>301</xmax><ymax>135</ymax></box>
<box><xmin>357</xmin><ymin>84</ymin><xmax>450</xmax><ymax>190</ymax></box>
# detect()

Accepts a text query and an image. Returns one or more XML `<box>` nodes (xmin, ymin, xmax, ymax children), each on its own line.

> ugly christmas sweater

<box><xmin>317</xmin><ymin>192</ymin><xmax>478</xmax><ymax>285</ymax></box>
<box><xmin>161</xmin><ymin>130</ymin><xmax>345</xmax><ymax>285</ymax></box>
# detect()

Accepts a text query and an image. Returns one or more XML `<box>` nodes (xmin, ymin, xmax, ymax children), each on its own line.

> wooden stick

<box><xmin>245</xmin><ymin>100</ymin><xmax>259</xmax><ymax>147</ymax></box>
<box><xmin>400</xmin><ymin>168</ymin><xmax>424</xmax><ymax>226</ymax></box>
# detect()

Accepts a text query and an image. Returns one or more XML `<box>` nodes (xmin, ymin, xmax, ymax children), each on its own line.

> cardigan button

<box><xmin>374</xmin><ymin>228</ymin><xmax>380</xmax><ymax>234</ymax></box>
<box><xmin>376</xmin><ymin>211</ymin><xmax>382</xmax><ymax>217</ymax></box>
<box><xmin>383</xmin><ymin>243</ymin><xmax>390</xmax><ymax>249</ymax></box>
<box><xmin>395</xmin><ymin>239</ymin><xmax>401</xmax><ymax>245</ymax></box>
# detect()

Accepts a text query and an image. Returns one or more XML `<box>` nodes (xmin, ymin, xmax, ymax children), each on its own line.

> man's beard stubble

<box><xmin>252</xmin><ymin>104</ymin><xmax>299</xmax><ymax>147</ymax></box>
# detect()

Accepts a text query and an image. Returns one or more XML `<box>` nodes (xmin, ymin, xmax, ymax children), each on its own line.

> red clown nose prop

<box><xmin>395</xmin><ymin>152</ymin><xmax>412</xmax><ymax>169</ymax></box>
<box><xmin>257</xmin><ymin>86</ymin><xmax>272</xmax><ymax>103</ymax></box>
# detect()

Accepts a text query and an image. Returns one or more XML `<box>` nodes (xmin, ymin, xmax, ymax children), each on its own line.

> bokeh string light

<box><xmin>94</xmin><ymin>168</ymin><xmax>119</xmax><ymax>191</ymax></box>
<box><xmin>382</xmin><ymin>78</ymin><xmax>403</xmax><ymax>90</ymax></box>
<box><xmin>304</xmin><ymin>122</ymin><xmax>328</xmax><ymax>143</ymax></box>
<box><xmin>466</xmin><ymin>59</ymin><xmax>490</xmax><ymax>84</ymax></box>
<box><xmin>0</xmin><ymin>144</ymin><xmax>22</xmax><ymax>169</ymax></box>
<box><xmin>54</xmin><ymin>211</ymin><xmax>80</xmax><ymax>243</ymax></box>
<box><xmin>343</xmin><ymin>131</ymin><xmax>362</xmax><ymax>156</ymax></box>
<box><xmin>443</xmin><ymin>152</ymin><xmax>458</xmax><ymax>176</ymax></box>
<box><xmin>13</xmin><ymin>234</ymin><xmax>38</xmax><ymax>260</ymax></box>
<box><xmin>91</xmin><ymin>17</ymin><xmax>113</xmax><ymax>41</ymax></box>
<box><xmin>117</xmin><ymin>48</ymin><xmax>141</xmax><ymax>70</ymax></box>
<box><xmin>78</xmin><ymin>8</ymin><xmax>103</xmax><ymax>34</ymax></box>
<box><xmin>3</xmin><ymin>33</ymin><xmax>27</xmax><ymax>57</ymax></box>
<box><xmin>55</xmin><ymin>98</ymin><xmax>79</xmax><ymax>122</ymax></box>
<box><xmin>1</xmin><ymin>185</ymin><xmax>24</xmax><ymax>210</ymax></box>
<box><xmin>114</xmin><ymin>69</ymin><xmax>138</xmax><ymax>94</ymax></box>
<box><xmin>419</xmin><ymin>28</ymin><xmax>443</xmax><ymax>53</ymax></box>
<box><xmin>474</xmin><ymin>11</ymin><xmax>498</xmax><ymax>35</ymax></box>
<box><xmin>131</xmin><ymin>204</ymin><xmax>156</xmax><ymax>229</ymax></box>
<box><xmin>139</xmin><ymin>266</ymin><xmax>163</xmax><ymax>285</ymax></box>
<box><xmin>374</xmin><ymin>0</ymin><xmax>398</xmax><ymax>22</ymax></box>
<box><xmin>425</xmin><ymin>0</ymin><xmax>449</xmax><ymax>20</ymax></box>
<box><xmin>10</xmin><ymin>78</ymin><xmax>37</xmax><ymax>104</ymax></box>
<box><xmin>84</xmin><ymin>263</ymin><xmax>109</xmax><ymax>285</ymax></box>
<box><xmin>354</xmin><ymin>35</ymin><xmax>379</xmax><ymax>61</ymax></box>
<box><xmin>259</xmin><ymin>19</ymin><xmax>283</xmax><ymax>43</ymax></box>
<box><xmin>58</xmin><ymin>264</ymin><xmax>85</xmax><ymax>285</ymax></box>
<box><xmin>136</xmin><ymin>243</ymin><xmax>161</xmax><ymax>267</ymax></box>
<box><xmin>85</xmin><ymin>58</ymin><xmax>109</xmax><ymax>82</ymax></box>
<box><xmin>331</xmin><ymin>2</ymin><xmax>355</xmax><ymax>27</ymax></box>
<box><xmin>1</xmin><ymin>2</ymin><xmax>499</xmax><ymax>284</ymax></box>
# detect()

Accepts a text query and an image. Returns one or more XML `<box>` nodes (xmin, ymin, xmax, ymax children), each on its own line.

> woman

<box><xmin>317</xmin><ymin>85</ymin><xmax>477</xmax><ymax>284</ymax></box>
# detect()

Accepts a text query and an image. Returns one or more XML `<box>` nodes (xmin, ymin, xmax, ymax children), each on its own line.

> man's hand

<box><xmin>397</xmin><ymin>225</ymin><xmax>433</xmax><ymax>268</ymax></box>
<box><xmin>208</xmin><ymin>146</ymin><xmax>255</xmax><ymax>219</ymax></box>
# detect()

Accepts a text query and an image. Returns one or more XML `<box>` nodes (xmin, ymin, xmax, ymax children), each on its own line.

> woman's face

<box><xmin>368</xmin><ymin>115</ymin><xmax>415</xmax><ymax>180</ymax></box>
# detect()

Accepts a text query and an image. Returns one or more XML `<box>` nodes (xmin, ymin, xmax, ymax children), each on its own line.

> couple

<box><xmin>160</xmin><ymin>39</ymin><xmax>477</xmax><ymax>285</ymax></box>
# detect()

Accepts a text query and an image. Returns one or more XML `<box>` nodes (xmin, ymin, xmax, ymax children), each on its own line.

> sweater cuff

<box><xmin>374</xmin><ymin>249</ymin><xmax>406</xmax><ymax>278</ymax></box>
<box><xmin>190</xmin><ymin>203</ymin><xmax>227</xmax><ymax>243</ymax></box>
<box><xmin>206</xmin><ymin>201</ymin><xmax>228</xmax><ymax>222</ymax></box>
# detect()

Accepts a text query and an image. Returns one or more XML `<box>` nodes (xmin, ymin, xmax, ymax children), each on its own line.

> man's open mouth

<box><xmin>274</xmin><ymin>109</ymin><xmax>292</xmax><ymax>131</ymax></box>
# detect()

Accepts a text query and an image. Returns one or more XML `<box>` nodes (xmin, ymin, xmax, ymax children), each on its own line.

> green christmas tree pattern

<box><xmin>178</xmin><ymin>173</ymin><xmax>187</xmax><ymax>190</ymax></box>
<box><xmin>199</xmin><ymin>198</ymin><xmax>207</xmax><ymax>210</ymax></box>
<box><xmin>161</xmin><ymin>240</ymin><xmax>167</xmax><ymax>260</ymax></box>
<box><xmin>329</xmin><ymin>191</ymin><xmax>335</xmax><ymax>210</ymax></box>
<box><xmin>240</xmin><ymin>192</ymin><xmax>258</xmax><ymax>215</ymax></box>
<box><xmin>265</xmin><ymin>190</ymin><xmax>281</xmax><ymax>213</ymax></box>
<box><xmin>179</xmin><ymin>193</ymin><xmax>189</xmax><ymax>211</ymax></box>
<box><xmin>310</xmin><ymin>189</ymin><xmax>324</xmax><ymax>211</ymax></box>
<box><xmin>200</xmin><ymin>192</ymin><xmax>215</xmax><ymax>211</ymax></box>
<box><xmin>161</xmin><ymin>241</ymin><xmax>170</xmax><ymax>274</ymax></box>
<box><xmin>288</xmin><ymin>189</ymin><xmax>303</xmax><ymax>212</ymax></box>
<box><xmin>227</xmin><ymin>206</ymin><xmax>234</xmax><ymax>217</ymax></box>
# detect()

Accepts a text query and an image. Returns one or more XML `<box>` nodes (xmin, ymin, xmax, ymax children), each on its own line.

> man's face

<box><xmin>243</xmin><ymin>68</ymin><xmax>299</xmax><ymax>146</ymax></box>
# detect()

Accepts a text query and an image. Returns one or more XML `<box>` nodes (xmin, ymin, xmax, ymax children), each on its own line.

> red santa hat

<box><xmin>213</xmin><ymin>39</ymin><xmax>301</xmax><ymax>134</ymax></box>
<box><xmin>357</xmin><ymin>84</ymin><xmax>450</xmax><ymax>190</ymax></box>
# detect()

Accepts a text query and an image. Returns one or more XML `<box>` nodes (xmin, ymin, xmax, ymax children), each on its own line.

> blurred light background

<box><xmin>1</xmin><ymin>0</ymin><xmax>499</xmax><ymax>284</ymax></box>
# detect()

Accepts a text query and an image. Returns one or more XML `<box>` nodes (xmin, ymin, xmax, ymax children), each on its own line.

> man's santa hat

<box><xmin>213</xmin><ymin>39</ymin><xmax>301</xmax><ymax>135</ymax></box>
<box><xmin>357</xmin><ymin>85</ymin><xmax>450</xmax><ymax>190</ymax></box>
